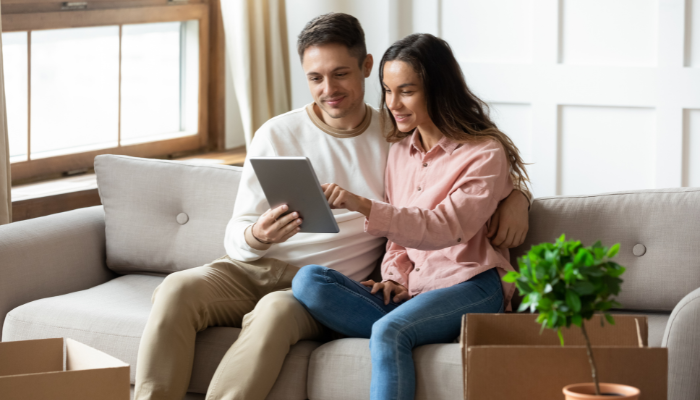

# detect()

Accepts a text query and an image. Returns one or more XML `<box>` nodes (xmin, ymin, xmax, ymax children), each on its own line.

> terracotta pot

<box><xmin>563</xmin><ymin>383</ymin><xmax>640</xmax><ymax>399</ymax></box>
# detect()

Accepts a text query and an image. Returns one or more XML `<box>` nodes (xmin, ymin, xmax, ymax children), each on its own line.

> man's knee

<box><xmin>252</xmin><ymin>291</ymin><xmax>304</xmax><ymax>322</ymax></box>
<box><xmin>153</xmin><ymin>268</ymin><xmax>209</xmax><ymax>307</ymax></box>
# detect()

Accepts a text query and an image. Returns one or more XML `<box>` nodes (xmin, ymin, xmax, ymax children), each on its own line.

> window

<box><xmin>3</xmin><ymin>3</ymin><xmax>210</xmax><ymax>182</ymax></box>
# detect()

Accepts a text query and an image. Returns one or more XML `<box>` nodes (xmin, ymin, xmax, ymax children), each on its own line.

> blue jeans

<box><xmin>292</xmin><ymin>265</ymin><xmax>504</xmax><ymax>400</ymax></box>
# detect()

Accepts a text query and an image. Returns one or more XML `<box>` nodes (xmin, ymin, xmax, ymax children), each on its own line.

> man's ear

<box><xmin>363</xmin><ymin>54</ymin><xmax>374</xmax><ymax>78</ymax></box>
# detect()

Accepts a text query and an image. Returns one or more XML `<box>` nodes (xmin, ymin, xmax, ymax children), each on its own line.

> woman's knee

<box><xmin>292</xmin><ymin>264</ymin><xmax>331</xmax><ymax>308</ymax></box>
<box><xmin>370</xmin><ymin>316</ymin><xmax>413</xmax><ymax>350</ymax></box>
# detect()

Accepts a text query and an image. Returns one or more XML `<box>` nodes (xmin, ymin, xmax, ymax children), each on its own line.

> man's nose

<box><xmin>322</xmin><ymin>78</ymin><xmax>337</xmax><ymax>96</ymax></box>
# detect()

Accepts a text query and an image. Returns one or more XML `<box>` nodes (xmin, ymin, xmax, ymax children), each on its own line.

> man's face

<box><xmin>302</xmin><ymin>43</ymin><xmax>372</xmax><ymax>120</ymax></box>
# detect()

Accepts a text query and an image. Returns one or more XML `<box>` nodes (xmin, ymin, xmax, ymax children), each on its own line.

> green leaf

<box><xmin>572</xmin><ymin>281</ymin><xmax>596</xmax><ymax>295</ymax></box>
<box><xmin>605</xmin><ymin>313</ymin><xmax>615</xmax><ymax>325</ymax></box>
<box><xmin>549</xmin><ymin>311</ymin><xmax>559</xmax><ymax>328</ymax></box>
<box><xmin>502</xmin><ymin>271</ymin><xmax>520</xmax><ymax>283</ymax></box>
<box><xmin>607</xmin><ymin>243</ymin><xmax>620</xmax><ymax>258</ymax></box>
<box><xmin>574</xmin><ymin>249</ymin><xmax>587</xmax><ymax>265</ymax></box>
<box><xmin>608</xmin><ymin>264</ymin><xmax>626</xmax><ymax>277</ymax></box>
<box><xmin>564</xmin><ymin>263</ymin><xmax>575</xmax><ymax>282</ymax></box>
<box><xmin>594</xmin><ymin>247</ymin><xmax>605</xmax><ymax>260</ymax></box>
<box><xmin>557</xmin><ymin>328</ymin><xmax>565</xmax><ymax>346</ymax></box>
<box><xmin>565</xmin><ymin>290</ymin><xmax>581</xmax><ymax>312</ymax></box>
<box><xmin>571</xmin><ymin>314</ymin><xmax>582</xmax><ymax>327</ymax></box>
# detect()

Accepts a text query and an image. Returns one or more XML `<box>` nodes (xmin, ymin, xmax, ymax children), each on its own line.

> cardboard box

<box><xmin>0</xmin><ymin>338</ymin><xmax>130</xmax><ymax>400</ymax></box>
<box><xmin>461</xmin><ymin>314</ymin><xmax>667</xmax><ymax>399</ymax></box>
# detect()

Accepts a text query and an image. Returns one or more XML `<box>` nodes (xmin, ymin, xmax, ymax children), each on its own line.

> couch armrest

<box><xmin>0</xmin><ymin>206</ymin><xmax>115</xmax><ymax>338</ymax></box>
<box><xmin>662</xmin><ymin>287</ymin><xmax>700</xmax><ymax>400</ymax></box>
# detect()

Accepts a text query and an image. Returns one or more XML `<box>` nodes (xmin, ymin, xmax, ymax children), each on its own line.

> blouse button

<box><xmin>422</xmin><ymin>163</ymin><xmax>428</xmax><ymax>167</ymax></box>
<box><xmin>388</xmin><ymin>271</ymin><xmax>394</xmax><ymax>275</ymax></box>
<box><xmin>457</xmin><ymin>237</ymin><xmax>462</xmax><ymax>242</ymax></box>
<box><xmin>417</xmin><ymin>187</ymin><xmax>422</xmax><ymax>191</ymax></box>
<box><xmin>415</xmin><ymin>268</ymin><xmax>421</xmax><ymax>272</ymax></box>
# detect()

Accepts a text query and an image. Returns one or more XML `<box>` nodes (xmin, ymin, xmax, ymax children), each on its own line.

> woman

<box><xmin>292</xmin><ymin>33</ymin><xmax>529</xmax><ymax>400</ymax></box>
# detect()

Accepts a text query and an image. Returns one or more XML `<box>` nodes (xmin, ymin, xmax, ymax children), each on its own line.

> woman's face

<box><xmin>382</xmin><ymin>60</ymin><xmax>430</xmax><ymax>133</ymax></box>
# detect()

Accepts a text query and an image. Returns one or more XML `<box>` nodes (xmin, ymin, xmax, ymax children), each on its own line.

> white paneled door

<box><xmin>425</xmin><ymin>0</ymin><xmax>700</xmax><ymax>197</ymax></box>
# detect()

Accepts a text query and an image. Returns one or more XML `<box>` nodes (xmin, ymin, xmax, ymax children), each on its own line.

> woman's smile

<box><xmin>393</xmin><ymin>113</ymin><xmax>412</xmax><ymax>123</ymax></box>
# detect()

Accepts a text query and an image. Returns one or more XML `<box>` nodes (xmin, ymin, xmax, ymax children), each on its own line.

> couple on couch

<box><xmin>134</xmin><ymin>12</ymin><xmax>531</xmax><ymax>400</ymax></box>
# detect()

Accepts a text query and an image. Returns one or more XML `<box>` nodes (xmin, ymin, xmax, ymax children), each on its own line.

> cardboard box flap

<box><xmin>66</xmin><ymin>339</ymin><xmax>129</xmax><ymax>371</ymax></box>
<box><xmin>462</xmin><ymin>314</ymin><xmax>648</xmax><ymax>348</ymax></box>
<box><xmin>0</xmin><ymin>338</ymin><xmax>130</xmax><ymax>400</ymax></box>
<box><xmin>0</xmin><ymin>338</ymin><xmax>63</xmax><ymax>377</ymax></box>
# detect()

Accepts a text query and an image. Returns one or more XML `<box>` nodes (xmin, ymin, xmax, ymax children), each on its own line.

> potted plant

<box><xmin>502</xmin><ymin>234</ymin><xmax>640</xmax><ymax>399</ymax></box>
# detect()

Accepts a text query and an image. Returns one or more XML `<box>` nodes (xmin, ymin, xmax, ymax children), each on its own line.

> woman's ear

<box><xmin>363</xmin><ymin>54</ymin><xmax>374</xmax><ymax>78</ymax></box>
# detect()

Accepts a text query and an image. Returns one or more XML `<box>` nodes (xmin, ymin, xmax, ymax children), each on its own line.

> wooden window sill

<box><xmin>11</xmin><ymin>146</ymin><xmax>246</xmax><ymax>222</ymax></box>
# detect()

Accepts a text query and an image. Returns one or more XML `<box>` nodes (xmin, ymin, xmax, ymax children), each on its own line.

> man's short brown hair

<box><xmin>297</xmin><ymin>13</ymin><xmax>367</xmax><ymax>66</ymax></box>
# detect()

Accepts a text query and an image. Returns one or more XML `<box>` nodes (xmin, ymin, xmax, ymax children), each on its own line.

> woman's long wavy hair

<box><xmin>379</xmin><ymin>33</ymin><xmax>530</xmax><ymax>190</ymax></box>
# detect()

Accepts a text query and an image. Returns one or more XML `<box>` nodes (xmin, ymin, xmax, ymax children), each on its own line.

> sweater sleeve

<box><xmin>224</xmin><ymin>130</ymin><xmax>277</xmax><ymax>262</ymax></box>
<box><xmin>366</xmin><ymin>141</ymin><xmax>513</xmax><ymax>251</ymax></box>
<box><xmin>380</xmin><ymin>241</ymin><xmax>414</xmax><ymax>287</ymax></box>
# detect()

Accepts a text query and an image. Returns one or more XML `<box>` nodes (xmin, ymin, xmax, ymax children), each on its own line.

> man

<box><xmin>134</xmin><ymin>12</ymin><xmax>530</xmax><ymax>400</ymax></box>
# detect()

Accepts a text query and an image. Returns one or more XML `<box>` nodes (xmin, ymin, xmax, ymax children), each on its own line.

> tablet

<box><xmin>249</xmin><ymin>157</ymin><xmax>340</xmax><ymax>233</ymax></box>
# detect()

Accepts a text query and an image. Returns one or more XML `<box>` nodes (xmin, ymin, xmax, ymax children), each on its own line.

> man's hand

<box><xmin>252</xmin><ymin>204</ymin><xmax>303</xmax><ymax>244</ymax></box>
<box><xmin>361</xmin><ymin>279</ymin><xmax>411</xmax><ymax>305</ymax></box>
<box><xmin>487</xmin><ymin>189</ymin><xmax>530</xmax><ymax>249</ymax></box>
<box><xmin>322</xmin><ymin>183</ymin><xmax>372</xmax><ymax>217</ymax></box>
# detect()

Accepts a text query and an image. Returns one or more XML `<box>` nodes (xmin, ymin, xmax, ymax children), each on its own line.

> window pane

<box><xmin>31</xmin><ymin>26</ymin><xmax>119</xmax><ymax>159</ymax></box>
<box><xmin>121</xmin><ymin>21</ymin><xmax>184</xmax><ymax>144</ymax></box>
<box><xmin>3</xmin><ymin>32</ymin><xmax>28</xmax><ymax>162</ymax></box>
<box><xmin>182</xmin><ymin>20</ymin><xmax>199</xmax><ymax>134</ymax></box>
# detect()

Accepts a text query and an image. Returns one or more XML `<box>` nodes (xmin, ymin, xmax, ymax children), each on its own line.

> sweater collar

<box><xmin>305</xmin><ymin>103</ymin><xmax>372</xmax><ymax>139</ymax></box>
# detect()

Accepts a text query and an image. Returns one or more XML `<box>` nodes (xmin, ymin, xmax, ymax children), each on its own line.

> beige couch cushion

<box><xmin>307</xmin><ymin>338</ymin><xmax>463</xmax><ymax>400</ymax></box>
<box><xmin>512</xmin><ymin>188</ymin><xmax>700</xmax><ymax>311</ymax></box>
<box><xmin>2</xmin><ymin>275</ymin><xmax>319</xmax><ymax>399</ymax></box>
<box><xmin>95</xmin><ymin>155</ymin><xmax>243</xmax><ymax>275</ymax></box>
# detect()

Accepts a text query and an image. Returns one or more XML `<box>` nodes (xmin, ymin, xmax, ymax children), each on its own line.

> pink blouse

<box><xmin>365</xmin><ymin>130</ymin><xmax>516</xmax><ymax>310</ymax></box>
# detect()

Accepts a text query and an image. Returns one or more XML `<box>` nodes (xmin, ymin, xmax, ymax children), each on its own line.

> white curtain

<box><xmin>221</xmin><ymin>0</ymin><xmax>291</xmax><ymax>147</ymax></box>
<box><xmin>0</xmin><ymin>1</ymin><xmax>11</xmax><ymax>226</ymax></box>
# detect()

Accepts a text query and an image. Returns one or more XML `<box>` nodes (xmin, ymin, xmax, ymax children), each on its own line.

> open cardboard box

<box><xmin>460</xmin><ymin>314</ymin><xmax>667</xmax><ymax>399</ymax></box>
<box><xmin>0</xmin><ymin>338</ymin><xmax>130</xmax><ymax>400</ymax></box>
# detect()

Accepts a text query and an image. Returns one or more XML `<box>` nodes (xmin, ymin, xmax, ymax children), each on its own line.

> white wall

<box><xmin>284</xmin><ymin>0</ymin><xmax>700</xmax><ymax>198</ymax></box>
<box><xmin>225</xmin><ymin>54</ymin><xmax>246</xmax><ymax>149</ymax></box>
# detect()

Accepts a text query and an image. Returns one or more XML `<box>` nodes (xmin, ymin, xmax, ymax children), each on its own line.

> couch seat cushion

<box><xmin>2</xmin><ymin>275</ymin><xmax>319</xmax><ymax>398</ymax></box>
<box><xmin>308</xmin><ymin>338</ymin><xmax>463</xmax><ymax>400</ymax></box>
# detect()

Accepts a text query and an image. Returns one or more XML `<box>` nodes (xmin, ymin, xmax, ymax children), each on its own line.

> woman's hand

<box><xmin>361</xmin><ymin>279</ymin><xmax>411</xmax><ymax>305</ymax></box>
<box><xmin>322</xmin><ymin>183</ymin><xmax>373</xmax><ymax>217</ymax></box>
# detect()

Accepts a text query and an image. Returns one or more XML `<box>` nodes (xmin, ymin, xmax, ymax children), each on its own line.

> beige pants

<box><xmin>133</xmin><ymin>256</ymin><xmax>327</xmax><ymax>400</ymax></box>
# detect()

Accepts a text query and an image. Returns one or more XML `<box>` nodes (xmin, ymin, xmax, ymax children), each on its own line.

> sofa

<box><xmin>1</xmin><ymin>154</ymin><xmax>699</xmax><ymax>400</ymax></box>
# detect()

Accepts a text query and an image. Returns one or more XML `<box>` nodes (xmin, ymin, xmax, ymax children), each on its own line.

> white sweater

<box><xmin>224</xmin><ymin>103</ymin><xmax>390</xmax><ymax>281</ymax></box>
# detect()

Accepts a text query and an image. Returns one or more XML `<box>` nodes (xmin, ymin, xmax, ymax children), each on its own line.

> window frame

<box><xmin>3</xmin><ymin>3</ymin><xmax>210</xmax><ymax>183</ymax></box>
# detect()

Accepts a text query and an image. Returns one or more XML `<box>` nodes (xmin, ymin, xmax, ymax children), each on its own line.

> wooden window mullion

<box><xmin>118</xmin><ymin>24</ymin><xmax>122</xmax><ymax>147</ymax></box>
<box><xmin>26</xmin><ymin>30</ymin><xmax>31</xmax><ymax>161</ymax></box>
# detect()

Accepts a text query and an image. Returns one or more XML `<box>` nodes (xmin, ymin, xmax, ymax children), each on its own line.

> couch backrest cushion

<box><xmin>511</xmin><ymin>188</ymin><xmax>700</xmax><ymax>312</ymax></box>
<box><xmin>95</xmin><ymin>155</ymin><xmax>242</xmax><ymax>275</ymax></box>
